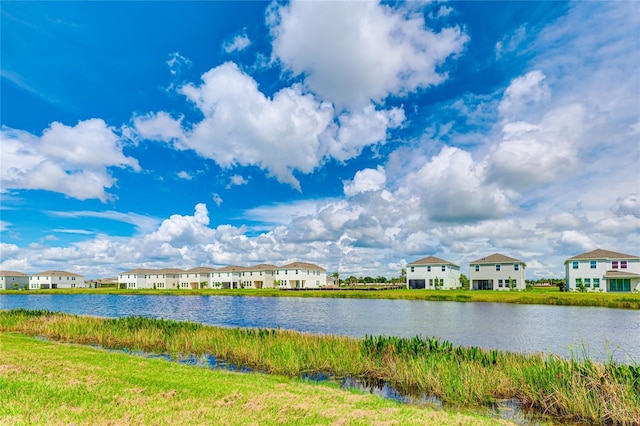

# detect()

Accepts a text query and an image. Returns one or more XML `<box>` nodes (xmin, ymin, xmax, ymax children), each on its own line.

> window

<box><xmin>514</xmin><ymin>264</ymin><xmax>519</xmax><ymax>271</ymax></box>
<box><xmin>621</xmin><ymin>261</ymin><xmax>628</xmax><ymax>269</ymax></box>
<box><xmin>474</xmin><ymin>265</ymin><xmax>479</xmax><ymax>272</ymax></box>
<box><xmin>496</xmin><ymin>264</ymin><xmax>501</xmax><ymax>272</ymax></box>
<box><xmin>612</xmin><ymin>261</ymin><xmax>619</xmax><ymax>269</ymax></box>
<box><xmin>441</xmin><ymin>265</ymin><xmax>446</xmax><ymax>272</ymax></box>
<box><xmin>572</xmin><ymin>262</ymin><xmax>579</xmax><ymax>269</ymax></box>
<box><xmin>593</xmin><ymin>278</ymin><xmax>600</xmax><ymax>288</ymax></box>
<box><xmin>410</xmin><ymin>267</ymin><xmax>414</xmax><ymax>273</ymax></box>
<box><xmin>584</xmin><ymin>278</ymin><xmax>591</xmax><ymax>287</ymax></box>
<box><xmin>590</xmin><ymin>261</ymin><xmax>597</xmax><ymax>269</ymax></box>
<box><xmin>498</xmin><ymin>279</ymin><xmax>503</xmax><ymax>287</ymax></box>
<box><xmin>609</xmin><ymin>279</ymin><xmax>631</xmax><ymax>292</ymax></box>
<box><xmin>427</xmin><ymin>266</ymin><xmax>431</xmax><ymax>272</ymax></box>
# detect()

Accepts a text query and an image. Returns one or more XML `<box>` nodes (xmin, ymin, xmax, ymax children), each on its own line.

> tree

<box><xmin>375</xmin><ymin>276</ymin><xmax>388</xmax><ymax>283</ymax></box>
<box><xmin>459</xmin><ymin>274</ymin><xmax>469</xmax><ymax>290</ymax></box>
<box><xmin>332</xmin><ymin>271</ymin><xmax>339</xmax><ymax>286</ymax></box>
<box><xmin>434</xmin><ymin>276</ymin><xmax>442</xmax><ymax>290</ymax></box>
<box><xmin>400</xmin><ymin>268</ymin><xmax>406</xmax><ymax>284</ymax></box>
<box><xmin>576</xmin><ymin>278</ymin><xmax>586</xmax><ymax>292</ymax></box>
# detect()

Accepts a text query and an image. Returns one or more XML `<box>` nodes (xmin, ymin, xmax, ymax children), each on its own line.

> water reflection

<box><xmin>1</xmin><ymin>294</ymin><xmax>638</xmax><ymax>363</ymax></box>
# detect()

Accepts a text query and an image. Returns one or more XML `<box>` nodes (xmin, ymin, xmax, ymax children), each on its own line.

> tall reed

<box><xmin>1</xmin><ymin>309</ymin><xmax>638</xmax><ymax>425</ymax></box>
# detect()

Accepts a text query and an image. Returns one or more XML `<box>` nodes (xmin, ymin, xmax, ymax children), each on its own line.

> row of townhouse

<box><xmin>117</xmin><ymin>261</ymin><xmax>327</xmax><ymax>290</ymax></box>
<box><xmin>0</xmin><ymin>270</ymin><xmax>86</xmax><ymax>290</ymax></box>
<box><xmin>406</xmin><ymin>253</ymin><xmax>527</xmax><ymax>291</ymax></box>
<box><xmin>406</xmin><ymin>249</ymin><xmax>640</xmax><ymax>293</ymax></box>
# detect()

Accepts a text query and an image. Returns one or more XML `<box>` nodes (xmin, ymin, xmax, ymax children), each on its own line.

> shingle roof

<box><xmin>31</xmin><ymin>270</ymin><xmax>84</xmax><ymax>277</ymax></box>
<box><xmin>407</xmin><ymin>256</ymin><xmax>459</xmax><ymax>268</ymax></box>
<box><xmin>119</xmin><ymin>268</ymin><xmax>157</xmax><ymax>275</ymax></box>
<box><xmin>183</xmin><ymin>267</ymin><xmax>217</xmax><ymax>273</ymax></box>
<box><xmin>216</xmin><ymin>265</ymin><xmax>244</xmax><ymax>272</ymax></box>
<box><xmin>244</xmin><ymin>263</ymin><xmax>276</xmax><ymax>272</ymax></box>
<box><xmin>278</xmin><ymin>262</ymin><xmax>326</xmax><ymax>271</ymax></box>
<box><xmin>0</xmin><ymin>270</ymin><xmax>28</xmax><ymax>277</ymax></box>
<box><xmin>469</xmin><ymin>253</ymin><xmax>524</xmax><ymax>264</ymax></box>
<box><xmin>565</xmin><ymin>248</ymin><xmax>639</xmax><ymax>261</ymax></box>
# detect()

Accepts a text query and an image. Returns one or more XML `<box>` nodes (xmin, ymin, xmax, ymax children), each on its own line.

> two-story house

<box><xmin>0</xmin><ymin>271</ymin><xmax>29</xmax><ymax>290</ymax></box>
<box><xmin>565</xmin><ymin>249</ymin><xmax>640</xmax><ymax>292</ymax></box>
<box><xmin>406</xmin><ymin>256</ymin><xmax>461</xmax><ymax>289</ymax></box>
<box><xmin>469</xmin><ymin>253</ymin><xmax>526</xmax><ymax>291</ymax></box>
<box><xmin>275</xmin><ymin>262</ymin><xmax>326</xmax><ymax>289</ymax></box>
<box><xmin>30</xmin><ymin>270</ymin><xmax>85</xmax><ymax>289</ymax></box>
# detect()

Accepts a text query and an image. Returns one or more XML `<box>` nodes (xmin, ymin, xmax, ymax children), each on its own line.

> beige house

<box><xmin>565</xmin><ymin>249</ymin><xmax>640</xmax><ymax>292</ymax></box>
<box><xmin>469</xmin><ymin>253</ymin><xmax>526</xmax><ymax>291</ymax></box>
<box><xmin>275</xmin><ymin>262</ymin><xmax>326</xmax><ymax>289</ymax></box>
<box><xmin>0</xmin><ymin>271</ymin><xmax>29</xmax><ymax>290</ymax></box>
<box><xmin>406</xmin><ymin>256</ymin><xmax>461</xmax><ymax>290</ymax></box>
<box><xmin>240</xmin><ymin>264</ymin><xmax>277</xmax><ymax>289</ymax></box>
<box><xmin>29</xmin><ymin>270</ymin><xmax>85</xmax><ymax>289</ymax></box>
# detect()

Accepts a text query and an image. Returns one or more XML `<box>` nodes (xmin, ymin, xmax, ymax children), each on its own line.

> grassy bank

<box><xmin>0</xmin><ymin>333</ymin><xmax>512</xmax><ymax>425</ymax></box>
<box><xmin>2</xmin><ymin>309</ymin><xmax>638</xmax><ymax>425</ymax></box>
<box><xmin>2</xmin><ymin>286</ymin><xmax>639</xmax><ymax>309</ymax></box>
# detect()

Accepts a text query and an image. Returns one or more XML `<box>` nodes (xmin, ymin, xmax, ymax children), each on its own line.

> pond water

<box><xmin>2</xmin><ymin>294</ymin><xmax>639</xmax><ymax>363</ymax></box>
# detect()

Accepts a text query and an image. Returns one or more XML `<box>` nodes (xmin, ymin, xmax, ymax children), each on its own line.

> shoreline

<box><xmin>2</xmin><ymin>287</ymin><xmax>639</xmax><ymax>309</ymax></box>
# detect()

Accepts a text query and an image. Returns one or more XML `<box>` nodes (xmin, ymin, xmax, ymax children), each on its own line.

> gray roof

<box><xmin>31</xmin><ymin>270</ymin><xmax>84</xmax><ymax>277</ymax></box>
<box><xmin>407</xmin><ymin>256</ymin><xmax>459</xmax><ymax>268</ymax></box>
<box><xmin>0</xmin><ymin>270</ymin><xmax>28</xmax><ymax>277</ymax></box>
<box><xmin>278</xmin><ymin>262</ymin><xmax>326</xmax><ymax>272</ymax></box>
<box><xmin>565</xmin><ymin>249</ymin><xmax>639</xmax><ymax>261</ymax></box>
<box><xmin>469</xmin><ymin>253</ymin><xmax>524</xmax><ymax>265</ymax></box>
<box><xmin>605</xmin><ymin>270</ymin><xmax>640</xmax><ymax>278</ymax></box>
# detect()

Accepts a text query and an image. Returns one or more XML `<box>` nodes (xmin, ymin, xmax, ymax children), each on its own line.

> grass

<box><xmin>2</xmin><ymin>286</ymin><xmax>639</xmax><ymax>309</ymax></box>
<box><xmin>2</xmin><ymin>309</ymin><xmax>638</xmax><ymax>425</ymax></box>
<box><xmin>0</xmin><ymin>333</ymin><xmax>513</xmax><ymax>426</ymax></box>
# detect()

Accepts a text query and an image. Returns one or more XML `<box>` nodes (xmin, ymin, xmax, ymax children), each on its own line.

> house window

<box><xmin>590</xmin><ymin>261</ymin><xmax>597</xmax><ymax>269</ymax></box>
<box><xmin>427</xmin><ymin>266</ymin><xmax>431</xmax><ymax>272</ymax></box>
<box><xmin>498</xmin><ymin>279</ymin><xmax>503</xmax><ymax>287</ymax></box>
<box><xmin>429</xmin><ymin>279</ymin><xmax>433</xmax><ymax>286</ymax></box>
<box><xmin>609</xmin><ymin>279</ymin><xmax>631</xmax><ymax>292</ymax></box>
<box><xmin>621</xmin><ymin>261</ymin><xmax>628</xmax><ymax>269</ymax></box>
<box><xmin>514</xmin><ymin>264</ymin><xmax>519</xmax><ymax>271</ymax></box>
<box><xmin>474</xmin><ymin>265</ymin><xmax>479</xmax><ymax>272</ymax></box>
<box><xmin>593</xmin><ymin>278</ymin><xmax>600</xmax><ymax>288</ymax></box>
<box><xmin>572</xmin><ymin>262</ymin><xmax>578</xmax><ymax>269</ymax></box>
<box><xmin>496</xmin><ymin>264</ymin><xmax>501</xmax><ymax>272</ymax></box>
<box><xmin>612</xmin><ymin>261</ymin><xmax>619</xmax><ymax>269</ymax></box>
<box><xmin>410</xmin><ymin>267</ymin><xmax>414</xmax><ymax>273</ymax></box>
<box><xmin>585</xmin><ymin>278</ymin><xmax>591</xmax><ymax>287</ymax></box>
<box><xmin>441</xmin><ymin>265</ymin><xmax>446</xmax><ymax>272</ymax></box>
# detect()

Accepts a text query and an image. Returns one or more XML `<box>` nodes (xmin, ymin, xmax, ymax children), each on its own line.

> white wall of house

<box><xmin>30</xmin><ymin>272</ymin><xmax>85</xmax><ymax>289</ymax></box>
<box><xmin>275</xmin><ymin>265</ymin><xmax>326</xmax><ymax>289</ymax></box>
<box><xmin>211</xmin><ymin>269</ymin><xmax>241</xmax><ymax>289</ymax></box>
<box><xmin>566</xmin><ymin>256</ymin><xmax>640</xmax><ymax>292</ymax></box>
<box><xmin>118</xmin><ymin>271</ymin><xmax>151</xmax><ymax>289</ymax></box>
<box><xmin>0</xmin><ymin>273</ymin><xmax>29</xmax><ymax>290</ymax></box>
<box><xmin>239</xmin><ymin>266</ymin><xmax>276</xmax><ymax>289</ymax></box>
<box><xmin>469</xmin><ymin>262</ymin><xmax>526</xmax><ymax>291</ymax></box>
<box><xmin>406</xmin><ymin>263</ymin><xmax>460</xmax><ymax>290</ymax></box>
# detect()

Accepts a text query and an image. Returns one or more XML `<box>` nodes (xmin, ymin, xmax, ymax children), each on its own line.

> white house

<box><xmin>275</xmin><ymin>262</ymin><xmax>326</xmax><ymax>289</ymax></box>
<box><xmin>469</xmin><ymin>253</ymin><xmax>526</xmax><ymax>291</ymax></box>
<box><xmin>29</xmin><ymin>270</ymin><xmax>85</xmax><ymax>289</ymax></box>
<box><xmin>0</xmin><ymin>271</ymin><xmax>29</xmax><ymax>290</ymax></box>
<box><xmin>212</xmin><ymin>266</ymin><xmax>243</xmax><ymax>289</ymax></box>
<box><xmin>180</xmin><ymin>267</ymin><xmax>217</xmax><ymax>289</ymax></box>
<box><xmin>239</xmin><ymin>264</ymin><xmax>277</xmax><ymax>289</ymax></box>
<box><xmin>565</xmin><ymin>249</ymin><xmax>640</xmax><ymax>292</ymax></box>
<box><xmin>406</xmin><ymin>256</ymin><xmax>461</xmax><ymax>290</ymax></box>
<box><xmin>118</xmin><ymin>269</ymin><xmax>155</xmax><ymax>289</ymax></box>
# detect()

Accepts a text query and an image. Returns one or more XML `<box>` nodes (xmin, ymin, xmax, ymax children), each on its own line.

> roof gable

<box><xmin>278</xmin><ymin>262</ymin><xmax>326</xmax><ymax>271</ymax></box>
<box><xmin>407</xmin><ymin>256</ymin><xmax>459</xmax><ymax>268</ymax></box>
<box><xmin>469</xmin><ymin>253</ymin><xmax>524</xmax><ymax>264</ymax></box>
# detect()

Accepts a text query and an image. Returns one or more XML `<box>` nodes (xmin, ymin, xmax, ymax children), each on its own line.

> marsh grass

<box><xmin>3</xmin><ymin>287</ymin><xmax>638</xmax><ymax>309</ymax></box>
<box><xmin>2</xmin><ymin>309</ymin><xmax>639</xmax><ymax>425</ymax></box>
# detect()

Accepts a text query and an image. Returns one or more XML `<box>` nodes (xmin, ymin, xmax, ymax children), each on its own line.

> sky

<box><xmin>1</xmin><ymin>1</ymin><xmax>639</xmax><ymax>280</ymax></box>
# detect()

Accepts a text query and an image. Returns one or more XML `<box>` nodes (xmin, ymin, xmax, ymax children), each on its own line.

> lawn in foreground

<box><xmin>0</xmin><ymin>333</ymin><xmax>513</xmax><ymax>426</ymax></box>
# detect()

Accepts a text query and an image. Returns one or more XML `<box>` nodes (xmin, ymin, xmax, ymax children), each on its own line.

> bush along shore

<box><xmin>1</xmin><ymin>309</ymin><xmax>639</xmax><ymax>425</ymax></box>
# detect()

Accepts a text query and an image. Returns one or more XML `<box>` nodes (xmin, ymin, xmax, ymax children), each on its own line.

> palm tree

<box><xmin>332</xmin><ymin>271</ymin><xmax>339</xmax><ymax>286</ymax></box>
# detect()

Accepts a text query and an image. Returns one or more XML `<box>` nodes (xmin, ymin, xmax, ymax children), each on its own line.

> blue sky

<box><xmin>1</xmin><ymin>1</ymin><xmax>639</xmax><ymax>279</ymax></box>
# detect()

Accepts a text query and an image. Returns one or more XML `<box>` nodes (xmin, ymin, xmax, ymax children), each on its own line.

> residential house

<box><xmin>406</xmin><ymin>256</ymin><xmax>461</xmax><ymax>290</ymax></box>
<box><xmin>275</xmin><ymin>262</ymin><xmax>326</xmax><ymax>289</ymax></box>
<box><xmin>239</xmin><ymin>264</ymin><xmax>276</xmax><ymax>289</ymax></box>
<box><xmin>0</xmin><ymin>271</ymin><xmax>29</xmax><ymax>290</ymax></box>
<box><xmin>118</xmin><ymin>269</ymin><xmax>155</xmax><ymax>289</ymax></box>
<box><xmin>565</xmin><ymin>249</ymin><xmax>640</xmax><ymax>292</ymax></box>
<box><xmin>212</xmin><ymin>266</ymin><xmax>243</xmax><ymax>289</ymax></box>
<box><xmin>180</xmin><ymin>267</ymin><xmax>217</xmax><ymax>289</ymax></box>
<box><xmin>155</xmin><ymin>268</ymin><xmax>183</xmax><ymax>289</ymax></box>
<box><xmin>29</xmin><ymin>270</ymin><xmax>85</xmax><ymax>289</ymax></box>
<box><xmin>469</xmin><ymin>253</ymin><xmax>526</xmax><ymax>291</ymax></box>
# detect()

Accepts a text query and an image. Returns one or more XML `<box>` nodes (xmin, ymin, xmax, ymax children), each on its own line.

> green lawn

<box><xmin>3</xmin><ymin>286</ymin><xmax>639</xmax><ymax>309</ymax></box>
<box><xmin>0</xmin><ymin>333</ymin><xmax>515</xmax><ymax>425</ymax></box>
